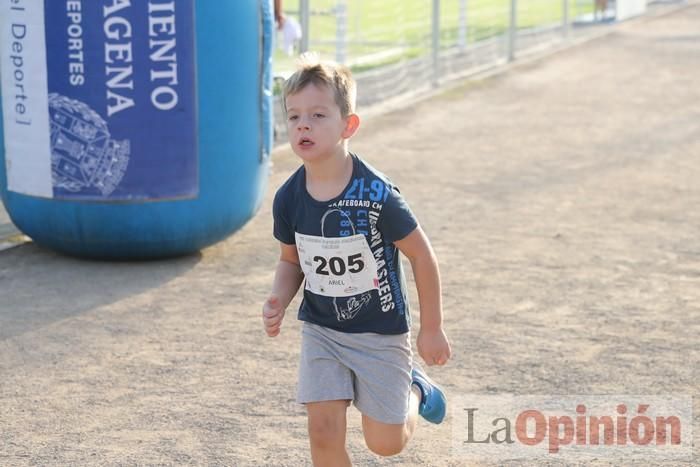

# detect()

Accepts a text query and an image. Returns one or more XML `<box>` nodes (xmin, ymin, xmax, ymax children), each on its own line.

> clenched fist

<box><xmin>262</xmin><ymin>296</ymin><xmax>285</xmax><ymax>337</ymax></box>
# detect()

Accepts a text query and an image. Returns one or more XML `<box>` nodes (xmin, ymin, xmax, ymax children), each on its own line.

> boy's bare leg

<box><xmin>306</xmin><ymin>400</ymin><xmax>352</xmax><ymax>467</ymax></box>
<box><xmin>361</xmin><ymin>387</ymin><xmax>421</xmax><ymax>457</ymax></box>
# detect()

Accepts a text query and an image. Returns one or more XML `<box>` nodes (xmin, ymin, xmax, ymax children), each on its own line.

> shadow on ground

<box><xmin>0</xmin><ymin>244</ymin><xmax>201</xmax><ymax>340</ymax></box>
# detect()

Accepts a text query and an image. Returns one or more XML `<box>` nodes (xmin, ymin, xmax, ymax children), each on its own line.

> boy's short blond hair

<box><xmin>283</xmin><ymin>53</ymin><xmax>357</xmax><ymax>118</ymax></box>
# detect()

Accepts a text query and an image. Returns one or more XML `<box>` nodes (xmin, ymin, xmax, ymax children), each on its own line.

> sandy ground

<box><xmin>1</xmin><ymin>3</ymin><xmax>699</xmax><ymax>466</ymax></box>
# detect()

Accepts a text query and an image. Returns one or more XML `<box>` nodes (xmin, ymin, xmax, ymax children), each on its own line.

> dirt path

<box><xmin>1</xmin><ymin>3</ymin><xmax>698</xmax><ymax>466</ymax></box>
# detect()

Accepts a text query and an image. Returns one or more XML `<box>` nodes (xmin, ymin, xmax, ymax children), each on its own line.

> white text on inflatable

<box><xmin>7</xmin><ymin>0</ymin><xmax>31</xmax><ymax>125</ymax></box>
<box><xmin>103</xmin><ymin>0</ymin><xmax>181</xmax><ymax>117</ymax></box>
<box><xmin>66</xmin><ymin>1</ymin><xmax>85</xmax><ymax>86</ymax></box>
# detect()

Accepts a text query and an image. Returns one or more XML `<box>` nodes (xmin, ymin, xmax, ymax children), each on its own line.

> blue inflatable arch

<box><xmin>0</xmin><ymin>1</ymin><xmax>274</xmax><ymax>258</ymax></box>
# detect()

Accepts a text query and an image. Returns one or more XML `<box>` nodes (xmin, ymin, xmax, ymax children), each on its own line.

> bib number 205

<box><xmin>314</xmin><ymin>253</ymin><xmax>365</xmax><ymax>276</ymax></box>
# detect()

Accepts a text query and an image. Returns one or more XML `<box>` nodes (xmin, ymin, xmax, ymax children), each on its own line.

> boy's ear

<box><xmin>342</xmin><ymin>114</ymin><xmax>360</xmax><ymax>139</ymax></box>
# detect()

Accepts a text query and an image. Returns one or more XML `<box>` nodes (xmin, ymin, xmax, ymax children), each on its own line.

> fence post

<box><xmin>563</xmin><ymin>0</ymin><xmax>570</xmax><ymax>39</ymax></box>
<box><xmin>299</xmin><ymin>0</ymin><xmax>310</xmax><ymax>53</ymax></box>
<box><xmin>508</xmin><ymin>0</ymin><xmax>517</xmax><ymax>62</ymax></box>
<box><xmin>458</xmin><ymin>0</ymin><xmax>468</xmax><ymax>51</ymax></box>
<box><xmin>336</xmin><ymin>0</ymin><xmax>347</xmax><ymax>64</ymax></box>
<box><xmin>432</xmin><ymin>0</ymin><xmax>440</xmax><ymax>88</ymax></box>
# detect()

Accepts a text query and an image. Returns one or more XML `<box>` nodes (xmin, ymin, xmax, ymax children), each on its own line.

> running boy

<box><xmin>262</xmin><ymin>54</ymin><xmax>451</xmax><ymax>465</ymax></box>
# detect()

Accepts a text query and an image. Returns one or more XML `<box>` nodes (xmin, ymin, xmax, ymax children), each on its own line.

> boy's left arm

<box><xmin>394</xmin><ymin>226</ymin><xmax>452</xmax><ymax>366</ymax></box>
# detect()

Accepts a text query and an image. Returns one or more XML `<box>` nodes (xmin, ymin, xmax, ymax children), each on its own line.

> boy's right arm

<box><xmin>263</xmin><ymin>242</ymin><xmax>304</xmax><ymax>337</ymax></box>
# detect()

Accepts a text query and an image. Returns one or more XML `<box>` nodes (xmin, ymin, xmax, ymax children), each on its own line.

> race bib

<box><xmin>295</xmin><ymin>232</ymin><xmax>379</xmax><ymax>297</ymax></box>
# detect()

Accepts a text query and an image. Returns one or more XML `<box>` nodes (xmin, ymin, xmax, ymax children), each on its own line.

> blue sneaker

<box><xmin>411</xmin><ymin>365</ymin><xmax>447</xmax><ymax>424</ymax></box>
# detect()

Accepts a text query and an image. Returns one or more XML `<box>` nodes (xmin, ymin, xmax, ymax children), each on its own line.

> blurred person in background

<box><xmin>275</xmin><ymin>0</ymin><xmax>303</xmax><ymax>56</ymax></box>
<box><xmin>275</xmin><ymin>0</ymin><xmax>285</xmax><ymax>29</ymax></box>
<box><xmin>595</xmin><ymin>0</ymin><xmax>609</xmax><ymax>21</ymax></box>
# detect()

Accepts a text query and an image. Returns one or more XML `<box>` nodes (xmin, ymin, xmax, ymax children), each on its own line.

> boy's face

<box><xmin>285</xmin><ymin>82</ymin><xmax>358</xmax><ymax>163</ymax></box>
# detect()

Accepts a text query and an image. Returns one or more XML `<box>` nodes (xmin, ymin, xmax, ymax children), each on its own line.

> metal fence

<box><xmin>272</xmin><ymin>0</ymin><xmax>630</xmax><ymax>144</ymax></box>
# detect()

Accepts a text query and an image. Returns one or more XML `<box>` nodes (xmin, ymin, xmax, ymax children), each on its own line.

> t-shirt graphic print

<box><xmin>273</xmin><ymin>154</ymin><xmax>418</xmax><ymax>334</ymax></box>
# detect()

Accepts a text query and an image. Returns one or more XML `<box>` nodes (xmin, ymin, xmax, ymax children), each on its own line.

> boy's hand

<box><xmin>262</xmin><ymin>296</ymin><xmax>285</xmax><ymax>337</ymax></box>
<box><xmin>417</xmin><ymin>327</ymin><xmax>451</xmax><ymax>366</ymax></box>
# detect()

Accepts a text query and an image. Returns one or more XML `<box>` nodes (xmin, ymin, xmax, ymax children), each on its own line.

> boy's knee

<box><xmin>364</xmin><ymin>433</ymin><xmax>407</xmax><ymax>457</ymax></box>
<box><xmin>308</xmin><ymin>414</ymin><xmax>345</xmax><ymax>449</ymax></box>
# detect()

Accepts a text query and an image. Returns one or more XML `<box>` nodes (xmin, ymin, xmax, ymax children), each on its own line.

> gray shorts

<box><xmin>297</xmin><ymin>322</ymin><xmax>413</xmax><ymax>425</ymax></box>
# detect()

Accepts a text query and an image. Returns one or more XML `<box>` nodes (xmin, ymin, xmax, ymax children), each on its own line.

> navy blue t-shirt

<box><xmin>273</xmin><ymin>153</ymin><xmax>418</xmax><ymax>334</ymax></box>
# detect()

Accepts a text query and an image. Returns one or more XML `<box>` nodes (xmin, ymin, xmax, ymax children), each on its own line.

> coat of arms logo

<box><xmin>49</xmin><ymin>93</ymin><xmax>130</xmax><ymax>196</ymax></box>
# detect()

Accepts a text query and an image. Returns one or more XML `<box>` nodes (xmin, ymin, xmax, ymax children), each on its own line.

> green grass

<box><xmin>274</xmin><ymin>0</ymin><xmax>595</xmax><ymax>73</ymax></box>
